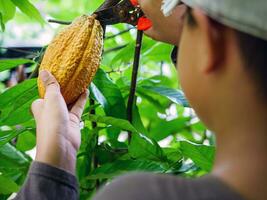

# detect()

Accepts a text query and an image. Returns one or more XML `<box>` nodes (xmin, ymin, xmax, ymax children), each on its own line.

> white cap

<box><xmin>161</xmin><ymin>0</ymin><xmax>182</xmax><ymax>16</ymax></box>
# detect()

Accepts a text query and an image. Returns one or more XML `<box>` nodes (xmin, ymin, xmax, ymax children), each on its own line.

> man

<box><xmin>15</xmin><ymin>0</ymin><xmax>267</xmax><ymax>199</ymax></box>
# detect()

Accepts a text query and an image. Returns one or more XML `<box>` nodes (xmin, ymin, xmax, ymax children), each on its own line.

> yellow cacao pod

<box><xmin>38</xmin><ymin>15</ymin><xmax>103</xmax><ymax>104</ymax></box>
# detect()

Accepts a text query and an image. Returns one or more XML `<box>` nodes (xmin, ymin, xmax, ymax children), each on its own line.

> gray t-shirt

<box><xmin>14</xmin><ymin>161</ymin><xmax>245</xmax><ymax>200</ymax></box>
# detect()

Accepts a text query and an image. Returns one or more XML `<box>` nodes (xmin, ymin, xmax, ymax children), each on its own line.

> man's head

<box><xmin>177</xmin><ymin>1</ymin><xmax>267</xmax><ymax>131</ymax></box>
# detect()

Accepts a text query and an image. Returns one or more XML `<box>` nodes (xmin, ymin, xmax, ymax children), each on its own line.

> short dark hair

<box><xmin>187</xmin><ymin>9</ymin><xmax>267</xmax><ymax>98</ymax></box>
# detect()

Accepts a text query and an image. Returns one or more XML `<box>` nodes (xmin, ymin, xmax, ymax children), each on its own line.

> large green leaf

<box><xmin>94</xmin><ymin>143</ymin><xmax>127</xmax><ymax>165</ymax></box>
<box><xmin>0</xmin><ymin>84</ymin><xmax>38</xmax><ymax>126</ymax></box>
<box><xmin>142</xmin><ymin>42</ymin><xmax>173</xmax><ymax>63</ymax></box>
<box><xmin>132</xmin><ymin>105</ymin><xmax>148</xmax><ymax>135</ymax></box>
<box><xmin>129</xmin><ymin>133</ymin><xmax>166</xmax><ymax>162</ymax></box>
<box><xmin>91</xmin><ymin>69</ymin><xmax>127</xmax><ymax>139</ymax></box>
<box><xmin>88</xmin><ymin>159</ymin><xmax>165</xmax><ymax>180</ymax></box>
<box><xmin>180</xmin><ymin>141</ymin><xmax>215</xmax><ymax>172</ymax></box>
<box><xmin>0</xmin><ymin>79</ymin><xmax>37</xmax><ymax>110</ymax></box>
<box><xmin>0</xmin><ymin>128</ymin><xmax>30</xmax><ymax>147</ymax></box>
<box><xmin>149</xmin><ymin>117</ymin><xmax>191</xmax><ymax>141</ymax></box>
<box><xmin>140</xmin><ymin>86</ymin><xmax>189</xmax><ymax>107</ymax></box>
<box><xmin>0</xmin><ymin>143</ymin><xmax>30</xmax><ymax>171</ymax></box>
<box><xmin>110</xmin><ymin>43</ymin><xmax>134</xmax><ymax>66</ymax></box>
<box><xmin>0</xmin><ymin>59</ymin><xmax>34</xmax><ymax>72</ymax></box>
<box><xmin>16</xmin><ymin>130</ymin><xmax>36</xmax><ymax>152</ymax></box>
<box><xmin>10</xmin><ymin>0</ymin><xmax>45</xmax><ymax>24</ymax></box>
<box><xmin>0</xmin><ymin>0</ymin><xmax>15</xmax><ymax>31</ymax></box>
<box><xmin>91</xmin><ymin>68</ymin><xmax>126</xmax><ymax>119</ymax></box>
<box><xmin>84</xmin><ymin>114</ymin><xmax>138</xmax><ymax>134</ymax></box>
<box><xmin>0</xmin><ymin>175</ymin><xmax>19</xmax><ymax>194</ymax></box>
<box><xmin>76</xmin><ymin>127</ymin><xmax>96</xmax><ymax>182</ymax></box>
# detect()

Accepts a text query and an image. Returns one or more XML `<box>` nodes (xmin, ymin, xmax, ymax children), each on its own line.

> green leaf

<box><xmin>0</xmin><ymin>59</ymin><xmax>34</xmax><ymax>72</ymax></box>
<box><xmin>132</xmin><ymin>105</ymin><xmax>148</xmax><ymax>135</ymax></box>
<box><xmin>129</xmin><ymin>133</ymin><xmax>166</xmax><ymax>162</ymax></box>
<box><xmin>10</xmin><ymin>0</ymin><xmax>45</xmax><ymax>25</ymax></box>
<box><xmin>1</xmin><ymin>96</ymin><xmax>36</xmax><ymax>126</ymax></box>
<box><xmin>0</xmin><ymin>13</ymin><xmax>5</xmax><ymax>31</ymax></box>
<box><xmin>76</xmin><ymin>128</ymin><xmax>96</xmax><ymax>181</ymax></box>
<box><xmin>94</xmin><ymin>143</ymin><xmax>127</xmax><ymax>165</ymax></box>
<box><xmin>0</xmin><ymin>128</ymin><xmax>30</xmax><ymax>147</ymax></box>
<box><xmin>163</xmin><ymin>148</ymin><xmax>183</xmax><ymax>164</ymax></box>
<box><xmin>0</xmin><ymin>175</ymin><xmax>19</xmax><ymax>194</ymax></box>
<box><xmin>141</xmin><ymin>86</ymin><xmax>189</xmax><ymax>107</ymax></box>
<box><xmin>111</xmin><ymin>43</ymin><xmax>134</xmax><ymax>66</ymax></box>
<box><xmin>180</xmin><ymin>141</ymin><xmax>215</xmax><ymax>172</ymax></box>
<box><xmin>0</xmin><ymin>143</ymin><xmax>30</xmax><ymax>171</ymax></box>
<box><xmin>91</xmin><ymin>69</ymin><xmax>127</xmax><ymax>139</ymax></box>
<box><xmin>0</xmin><ymin>84</ymin><xmax>38</xmax><ymax>126</ymax></box>
<box><xmin>84</xmin><ymin>114</ymin><xmax>138</xmax><ymax>133</ymax></box>
<box><xmin>16</xmin><ymin>130</ymin><xmax>36</xmax><ymax>151</ymax></box>
<box><xmin>88</xmin><ymin>160</ymin><xmax>165</xmax><ymax>180</ymax></box>
<box><xmin>0</xmin><ymin>0</ymin><xmax>16</xmax><ymax>24</ymax></box>
<box><xmin>91</xmin><ymin>69</ymin><xmax>126</xmax><ymax>119</ymax></box>
<box><xmin>142</xmin><ymin>42</ymin><xmax>173</xmax><ymax>63</ymax></box>
<box><xmin>149</xmin><ymin>117</ymin><xmax>191</xmax><ymax>141</ymax></box>
<box><xmin>0</xmin><ymin>79</ymin><xmax>37</xmax><ymax>110</ymax></box>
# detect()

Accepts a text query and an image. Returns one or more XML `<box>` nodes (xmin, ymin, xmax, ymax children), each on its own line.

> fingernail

<box><xmin>39</xmin><ymin>70</ymin><xmax>50</xmax><ymax>82</ymax></box>
<box><xmin>85</xmin><ymin>89</ymin><xmax>89</xmax><ymax>97</ymax></box>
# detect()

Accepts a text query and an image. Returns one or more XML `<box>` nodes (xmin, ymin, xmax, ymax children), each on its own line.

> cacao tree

<box><xmin>0</xmin><ymin>0</ymin><xmax>215</xmax><ymax>199</ymax></box>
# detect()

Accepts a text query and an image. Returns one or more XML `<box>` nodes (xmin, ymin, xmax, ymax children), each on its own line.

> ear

<box><xmin>192</xmin><ymin>9</ymin><xmax>226</xmax><ymax>74</ymax></box>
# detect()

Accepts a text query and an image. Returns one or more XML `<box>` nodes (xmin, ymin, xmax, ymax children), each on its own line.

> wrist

<box><xmin>35</xmin><ymin>141</ymin><xmax>77</xmax><ymax>175</ymax></box>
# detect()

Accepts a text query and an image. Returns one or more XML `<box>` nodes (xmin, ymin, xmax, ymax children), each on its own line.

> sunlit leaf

<box><xmin>16</xmin><ymin>130</ymin><xmax>36</xmax><ymax>151</ymax></box>
<box><xmin>129</xmin><ymin>133</ymin><xmax>166</xmax><ymax>162</ymax></box>
<box><xmin>0</xmin><ymin>79</ymin><xmax>37</xmax><ymax>110</ymax></box>
<box><xmin>180</xmin><ymin>141</ymin><xmax>215</xmax><ymax>172</ymax></box>
<box><xmin>0</xmin><ymin>84</ymin><xmax>38</xmax><ymax>126</ymax></box>
<box><xmin>84</xmin><ymin>114</ymin><xmax>138</xmax><ymax>134</ymax></box>
<box><xmin>140</xmin><ymin>86</ymin><xmax>189</xmax><ymax>107</ymax></box>
<box><xmin>91</xmin><ymin>68</ymin><xmax>126</xmax><ymax>119</ymax></box>
<box><xmin>149</xmin><ymin>117</ymin><xmax>191</xmax><ymax>141</ymax></box>
<box><xmin>0</xmin><ymin>128</ymin><xmax>30</xmax><ymax>147</ymax></box>
<box><xmin>0</xmin><ymin>175</ymin><xmax>19</xmax><ymax>194</ymax></box>
<box><xmin>0</xmin><ymin>59</ymin><xmax>34</xmax><ymax>72</ymax></box>
<box><xmin>0</xmin><ymin>143</ymin><xmax>30</xmax><ymax>170</ymax></box>
<box><xmin>10</xmin><ymin>0</ymin><xmax>45</xmax><ymax>25</ymax></box>
<box><xmin>0</xmin><ymin>0</ymin><xmax>16</xmax><ymax>26</ymax></box>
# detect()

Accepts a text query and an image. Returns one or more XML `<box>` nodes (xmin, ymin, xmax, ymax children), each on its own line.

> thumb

<box><xmin>39</xmin><ymin>70</ymin><xmax>60</xmax><ymax>97</ymax></box>
<box><xmin>31</xmin><ymin>99</ymin><xmax>44</xmax><ymax>120</ymax></box>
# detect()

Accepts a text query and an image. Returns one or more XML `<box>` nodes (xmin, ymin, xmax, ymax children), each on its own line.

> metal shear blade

<box><xmin>94</xmin><ymin>0</ymin><xmax>143</xmax><ymax>26</ymax></box>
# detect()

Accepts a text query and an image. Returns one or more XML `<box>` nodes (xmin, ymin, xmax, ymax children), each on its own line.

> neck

<box><xmin>212</xmin><ymin>113</ymin><xmax>267</xmax><ymax>200</ymax></box>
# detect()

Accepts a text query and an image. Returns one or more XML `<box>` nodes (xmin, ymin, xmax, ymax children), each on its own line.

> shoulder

<box><xmin>93</xmin><ymin>173</ymin><xmax>244</xmax><ymax>200</ymax></box>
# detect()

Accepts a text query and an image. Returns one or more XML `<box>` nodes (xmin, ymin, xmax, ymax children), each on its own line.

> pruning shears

<box><xmin>94</xmin><ymin>0</ymin><xmax>152</xmax><ymax>31</ymax></box>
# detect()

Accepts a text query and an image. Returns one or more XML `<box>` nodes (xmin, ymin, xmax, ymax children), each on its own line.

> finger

<box><xmin>31</xmin><ymin>99</ymin><xmax>44</xmax><ymax>119</ymax></box>
<box><xmin>39</xmin><ymin>70</ymin><xmax>60</xmax><ymax>96</ymax></box>
<box><xmin>69</xmin><ymin>90</ymin><xmax>89</xmax><ymax>122</ymax></box>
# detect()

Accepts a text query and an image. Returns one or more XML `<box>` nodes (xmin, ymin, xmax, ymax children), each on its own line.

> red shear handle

<box><xmin>137</xmin><ymin>17</ymin><xmax>152</xmax><ymax>31</ymax></box>
<box><xmin>130</xmin><ymin>0</ymin><xmax>139</xmax><ymax>6</ymax></box>
<box><xmin>130</xmin><ymin>0</ymin><xmax>152</xmax><ymax>30</ymax></box>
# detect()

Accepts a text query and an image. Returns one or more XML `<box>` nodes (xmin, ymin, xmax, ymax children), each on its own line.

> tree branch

<box><xmin>48</xmin><ymin>19</ymin><xmax>71</xmax><ymax>25</ymax></box>
<box><xmin>105</xmin><ymin>28</ymin><xmax>133</xmax><ymax>40</ymax></box>
<box><xmin>127</xmin><ymin>30</ymin><xmax>143</xmax><ymax>144</ymax></box>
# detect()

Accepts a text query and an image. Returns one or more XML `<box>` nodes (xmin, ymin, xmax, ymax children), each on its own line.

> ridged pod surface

<box><xmin>38</xmin><ymin>15</ymin><xmax>103</xmax><ymax>104</ymax></box>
